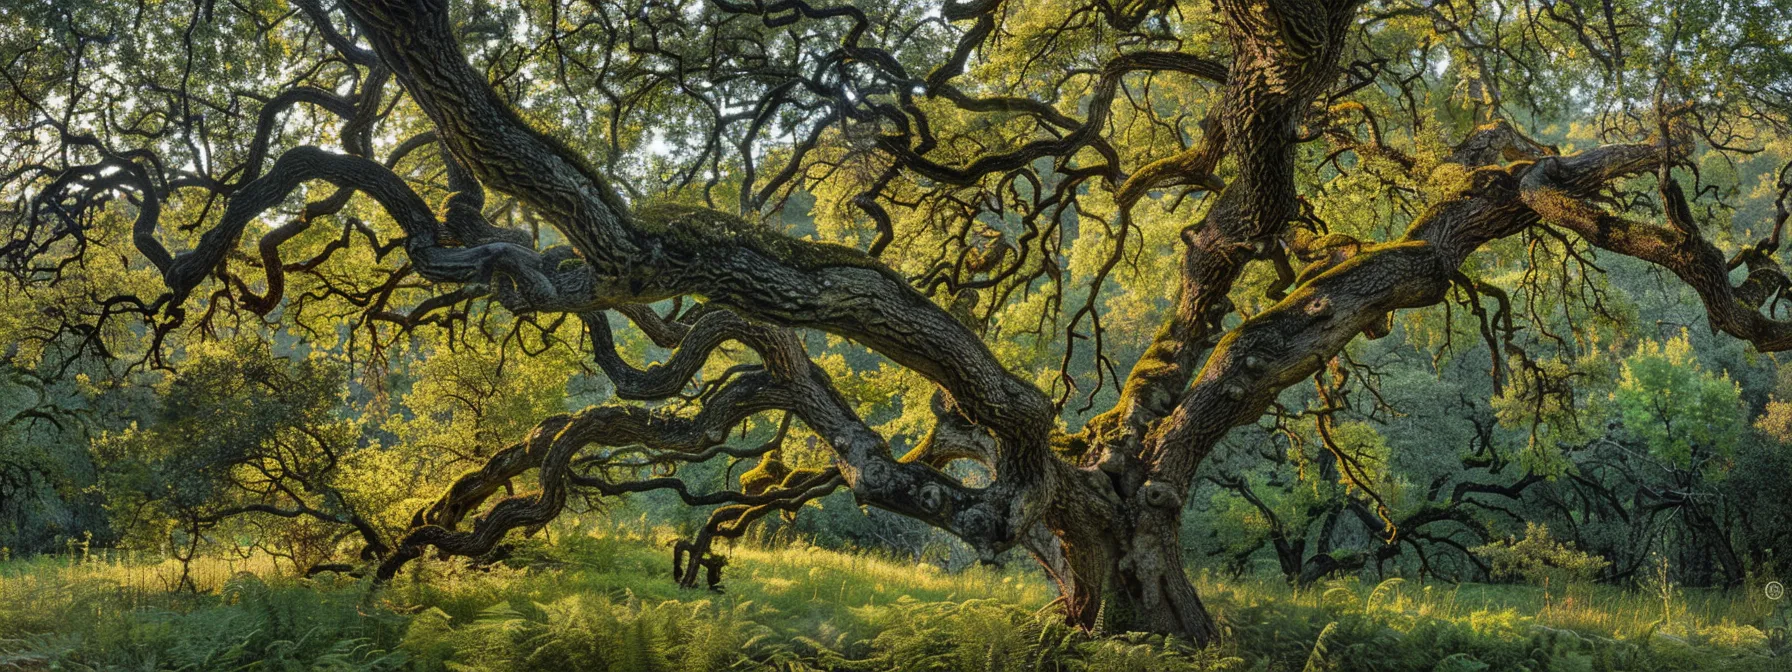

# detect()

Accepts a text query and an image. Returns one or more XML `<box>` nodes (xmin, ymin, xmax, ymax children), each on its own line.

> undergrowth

<box><xmin>1</xmin><ymin>528</ymin><xmax>1786</xmax><ymax>671</ymax></box>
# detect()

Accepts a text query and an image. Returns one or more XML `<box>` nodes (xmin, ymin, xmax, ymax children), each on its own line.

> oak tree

<box><xmin>6</xmin><ymin>0</ymin><xmax>1792</xmax><ymax>643</ymax></box>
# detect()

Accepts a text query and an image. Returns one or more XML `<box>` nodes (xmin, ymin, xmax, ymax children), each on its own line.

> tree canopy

<box><xmin>5</xmin><ymin>0</ymin><xmax>1792</xmax><ymax>644</ymax></box>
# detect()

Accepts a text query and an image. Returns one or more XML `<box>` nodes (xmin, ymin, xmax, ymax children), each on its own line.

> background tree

<box><xmin>95</xmin><ymin>338</ymin><xmax>390</xmax><ymax>584</ymax></box>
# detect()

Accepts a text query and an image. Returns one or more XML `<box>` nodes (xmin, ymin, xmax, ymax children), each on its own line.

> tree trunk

<box><xmin>1046</xmin><ymin>499</ymin><xmax>1220</xmax><ymax>645</ymax></box>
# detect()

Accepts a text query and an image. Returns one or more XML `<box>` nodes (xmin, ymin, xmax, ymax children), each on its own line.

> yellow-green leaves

<box><xmin>1490</xmin><ymin>352</ymin><xmax>1613</xmax><ymax>478</ymax></box>
<box><xmin>1610</xmin><ymin>334</ymin><xmax>1744</xmax><ymax>468</ymax></box>
<box><xmin>1470</xmin><ymin>522</ymin><xmax>1609</xmax><ymax>587</ymax></box>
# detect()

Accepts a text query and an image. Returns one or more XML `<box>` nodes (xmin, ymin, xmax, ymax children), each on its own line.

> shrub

<box><xmin>1471</xmin><ymin>523</ymin><xmax>1609</xmax><ymax>597</ymax></box>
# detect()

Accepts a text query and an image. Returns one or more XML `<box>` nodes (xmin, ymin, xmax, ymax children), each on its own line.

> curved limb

<box><xmin>580</xmin><ymin>297</ymin><xmax>1044</xmax><ymax>558</ymax></box>
<box><xmin>1038</xmin><ymin>130</ymin><xmax>1677</xmax><ymax>642</ymax></box>
<box><xmin>399</xmin><ymin>369</ymin><xmax>795</xmax><ymax>537</ymax></box>
<box><xmin>1523</xmin><ymin>150</ymin><xmax>1792</xmax><ymax>352</ymax></box>
<box><xmin>671</xmin><ymin>471</ymin><xmax>844</xmax><ymax>590</ymax></box>
<box><xmin>338</xmin><ymin>0</ymin><xmax>1057</xmax><ymax>459</ymax></box>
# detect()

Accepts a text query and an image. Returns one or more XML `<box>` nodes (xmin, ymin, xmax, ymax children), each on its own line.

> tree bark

<box><xmin>41</xmin><ymin>0</ymin><xmax>1770</xmax><ymax>650</ymax></box>
<box><xmin>1011</xmin><ymin>490</ymin><xmax>1218</xmax><ymax>643</ymax></box>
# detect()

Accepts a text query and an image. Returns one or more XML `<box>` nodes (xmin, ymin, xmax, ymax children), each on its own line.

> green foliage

<box><xmin>1215</xmin><ymin>575</ymin><xmax>1784</xmax><ymax>672</ymax></box>
<box><xmin>3</xmin><ymin>533</ymin><xmax>1784</xmax><ymax>671</ymax></box>
<box><xmin>1610</xmin><ymin>336</ymin><xmax>1744</xmax><ymax>467</ymax></box>
<box><xmin>89</xmin><ymin>338</ymin><xmax>389</xmax><ymax>570</ymax></box>
<box><xmin>1471</xmin><ymin>523</ymin><xmax>1610</xmax><ymax>588</ymax></box>
<box><xmin>398</xmin><ymin>594</ymin><xmax>773</xmax><ymax>672</ymax></box>
<box><xmin>1489</xmin><ymin>352</ymin><xmax>1615</xmax><ymax>477</ymax></box>
<box><xmin>1301</xmin><ymin>620</ymin><xmax>1340</xmax><ymax>672</ymax></box>
<box><xmin>0</xmin><ymin>568</ymin><xmax>410</xmax><ymax>670</ymax></box>
<box><xmin>4</xmin><ymin>0</ymin><xmax>1792</xmax><ymax>667</ymax></box>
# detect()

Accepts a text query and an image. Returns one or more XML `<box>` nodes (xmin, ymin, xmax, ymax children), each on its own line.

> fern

<box><xmin>10</xmin><ymin>535</ymin><xmax>1788</xmax><ymax>671</ymax></box>
<box><xmin>1367</xmin><ymin>578</ymin><xmax>1406</xmax><ymax>611</ymax></box>
<box><xmin>1302</xmin><ymin>621</ymin><xmax>1338</xmax><ymax>672</ymax></box>
<box><xmin>1431</xmin><ymin>652</ymin><xmax>1490</xmax><ymax>672</ymax></box>
<box><xmin>1321</xmin><ymin>586</ymin><xmax>1361</xmax><ymax>612</ymax></box>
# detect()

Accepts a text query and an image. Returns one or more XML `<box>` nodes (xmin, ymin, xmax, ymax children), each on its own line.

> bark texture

<box><xmin>26</xmin><ymin>0</ymin><xmax>1792</xmax><ymax>648</ymax></box>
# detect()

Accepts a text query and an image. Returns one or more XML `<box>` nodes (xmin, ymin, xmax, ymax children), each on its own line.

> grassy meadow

<box><xmin>2</xmin><ymin>523</ymin><xmax>1788</xmax><ymax>671</ymax></box>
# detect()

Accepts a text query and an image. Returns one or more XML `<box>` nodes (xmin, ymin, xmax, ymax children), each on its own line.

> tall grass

<box><xmin>1197</xmin><ymin>572</ymin><xmax>1781</xmax><ymax>645</ymax></box>
<box><xmin>2</xmin><ymin>526</ymin><xmax>1786</xmax><ymax>670</ymax></box>
<box><xmin>1200</xmin><ymin>573</ymin><xmax>1789</xmax><ymax>671</ymax></box>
